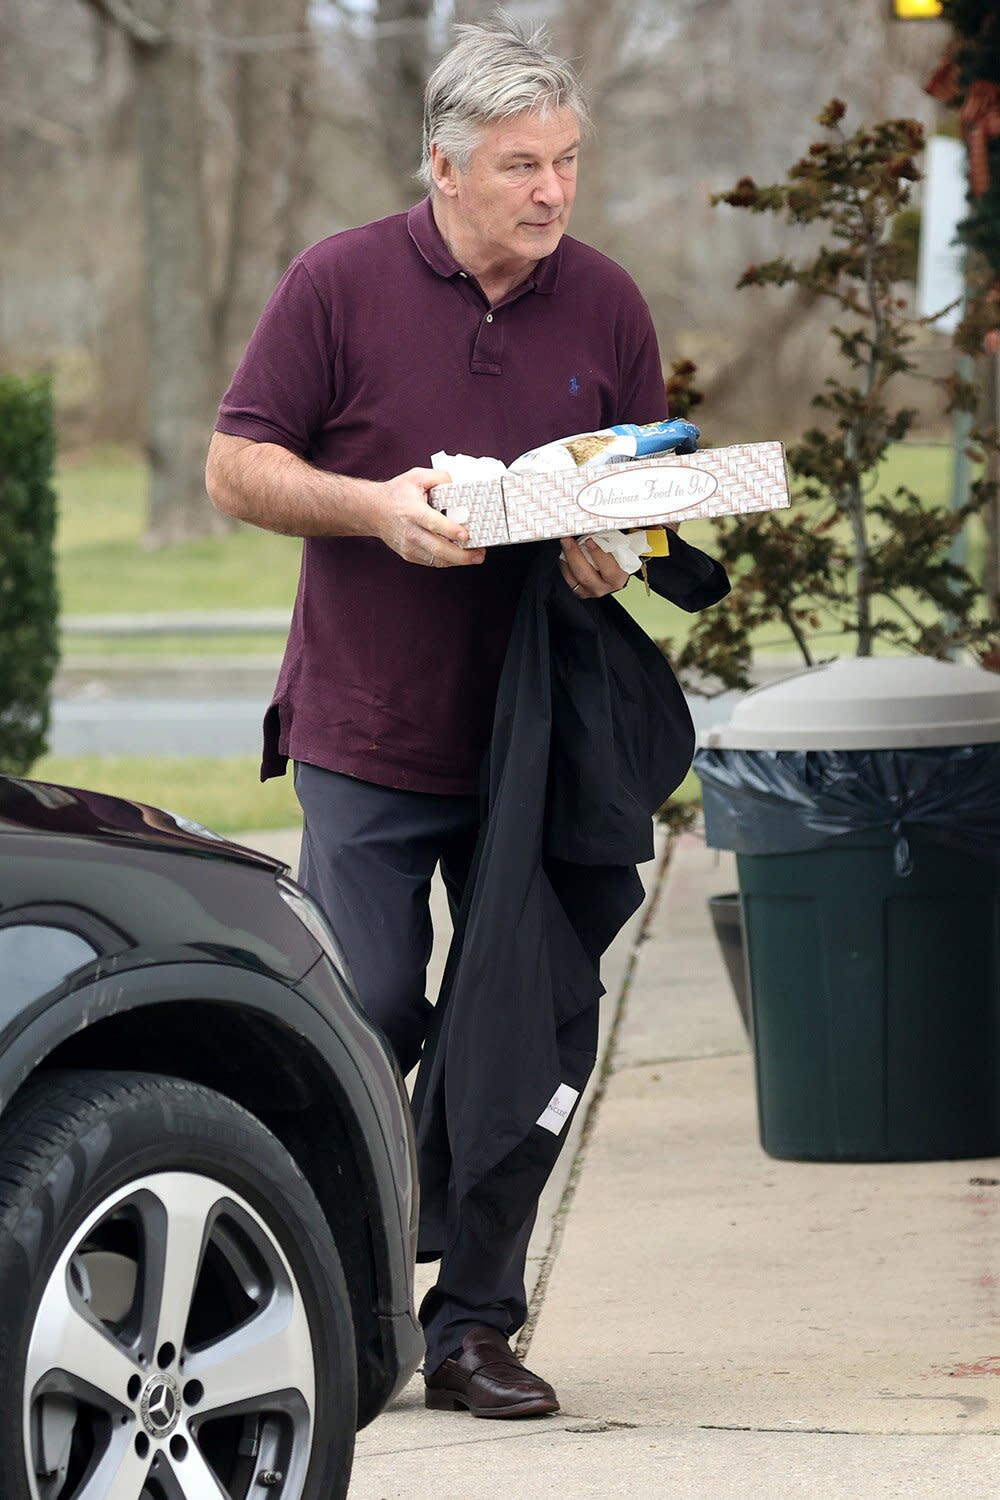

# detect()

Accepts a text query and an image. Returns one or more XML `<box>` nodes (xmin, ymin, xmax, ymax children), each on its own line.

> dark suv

<box><xmin>0</xmin><ymin>774</ymin><xmax>422</xmax><ymax>1500</ymax></box>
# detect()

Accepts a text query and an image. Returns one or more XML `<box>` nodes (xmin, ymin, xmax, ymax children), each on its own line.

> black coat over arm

<box><xmin>411</xmin><ymin>532</ymin><xmax>730</xmax><ymax>1260</ymax></box>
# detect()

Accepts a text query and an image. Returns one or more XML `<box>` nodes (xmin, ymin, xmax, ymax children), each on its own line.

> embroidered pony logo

<box><xmin>569</xmin><ymin>376</ymin><xmax>580</xmax><ymax>396</ymax></box>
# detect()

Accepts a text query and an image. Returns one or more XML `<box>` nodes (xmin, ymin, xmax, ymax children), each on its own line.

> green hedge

<box><xmin>0</xmin><ymin>374</ymin><xmax>59</xmax><ymax>772</ymax></box>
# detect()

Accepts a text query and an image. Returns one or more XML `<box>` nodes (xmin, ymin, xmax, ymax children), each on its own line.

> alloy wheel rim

<box><xmin>23</xmin><ymin>1170</ymin><xmax>317</xmax><ymax>1500</ymax></box>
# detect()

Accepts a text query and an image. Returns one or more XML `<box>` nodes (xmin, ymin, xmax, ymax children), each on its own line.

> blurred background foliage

<box><xmin>3</xmin><ymin>0</ymin><xmax>999</xmax><ymax>822</ymax></box>
<box><xmin>0</xmin><ymin>0</ymin><xmax>960</xmax><ymax>526</ymax></box>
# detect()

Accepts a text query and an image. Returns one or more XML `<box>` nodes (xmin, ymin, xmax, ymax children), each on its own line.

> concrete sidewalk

<box><xmin>239</xmin><ymin>824</ymin><xmax>665</xmax><ymax>1327</ymax></box>
<box><xmin>243</xmin><ymin>826</ymin><xmax>1000</xmax><ymax>1495</ymax></box>
<box><xmin>50</xmin><ymin>648</ymin><xmax>797</xmax><ymax>756</ymax></box>
<box><xmin>344</xmin><ymin>830</ymin><xmax>1000</xmax><ymax>1498</ymax></box>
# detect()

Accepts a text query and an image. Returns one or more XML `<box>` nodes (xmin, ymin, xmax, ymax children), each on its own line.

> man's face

<box><xmin>435</xmin><ymin>107</ymin><xmax>580</xmax><ymax>270</ymax></box>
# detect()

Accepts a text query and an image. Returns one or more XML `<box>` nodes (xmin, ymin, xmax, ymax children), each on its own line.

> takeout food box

<box><xmin>429</xmin><ymin>440</ymin><xmax>791</xmax><ymax>548</ymax></box>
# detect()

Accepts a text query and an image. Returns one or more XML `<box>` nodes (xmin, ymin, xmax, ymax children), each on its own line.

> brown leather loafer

<box><xmin>424</xmin><ymin>1325</ymin><xmax>560</xmax><ymax>1418</ymax></box>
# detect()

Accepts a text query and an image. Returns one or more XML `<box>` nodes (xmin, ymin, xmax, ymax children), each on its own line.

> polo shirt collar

<box><xmin>406</xmin><ymin>197</ymin><xmax>562</xmax><ymax>295</ymax></box>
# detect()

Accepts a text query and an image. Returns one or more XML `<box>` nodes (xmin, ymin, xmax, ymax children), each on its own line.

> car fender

<box><xmin>0</xmin><ymin>957</ymin><xmax>416</xmax><ymax>1313</ymax></box>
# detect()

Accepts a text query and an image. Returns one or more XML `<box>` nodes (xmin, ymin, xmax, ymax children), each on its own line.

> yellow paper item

<box><xmin>642</xmin><ymin>528</ymin><xmax>669</xmax><ymax>556</ymax></box>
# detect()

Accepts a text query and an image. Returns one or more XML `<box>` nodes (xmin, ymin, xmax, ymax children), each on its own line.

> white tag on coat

<box><xmin>536</xmin><ymin>1083</ymin><xmax>580</xmax><ymax>1136</ymax></box>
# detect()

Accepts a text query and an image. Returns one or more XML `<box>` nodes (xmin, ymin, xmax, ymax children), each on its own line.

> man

<box><xmin>206</xmin><ymin>16</ymin><xmax>671</xmax><ymax>1417</ymax></box>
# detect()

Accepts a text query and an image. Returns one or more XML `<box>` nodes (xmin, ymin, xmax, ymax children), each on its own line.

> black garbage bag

<box><xmin>693</xmin><ymin>743</ymin><xmax>1000</xmax><ymax>877</ymax></box>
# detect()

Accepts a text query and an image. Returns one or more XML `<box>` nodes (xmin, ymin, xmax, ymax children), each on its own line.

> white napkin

<box><xmin>584</xmin><ymin>531</ymin><xmax>646</xmax><ymax>574</ymax></box>
<box><xmin>431</xmin><ymin>451</ymin><xmax>507</xmax><ymax>481</ymax></box>
<box><xmin>431</xmin><ymin>450</ymin><xmax>646</xmax><ymax>572</ymax></box>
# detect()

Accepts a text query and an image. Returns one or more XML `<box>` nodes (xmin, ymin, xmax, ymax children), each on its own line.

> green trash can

<box><xmin>695</xmin><ymin>657</ymin><xmax>1000</xmax><ymax>1163</ymax></box>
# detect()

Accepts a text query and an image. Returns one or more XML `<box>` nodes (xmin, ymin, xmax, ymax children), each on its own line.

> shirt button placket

<box><xmin>470</xmin><ymin>307</ymin><xmax>503</xmax><ymax>375</ymax></box>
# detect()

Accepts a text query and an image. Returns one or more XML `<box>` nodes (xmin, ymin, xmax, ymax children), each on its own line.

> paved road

<box><xmin>51</xmin><ymin>606</ymin><xmax>808</xmax><ymax>756</ymax></box>
<box><xmin>344</xmin><ymin>834</ymin><xmax>1000</xmax><ymax>1496</ymax></box>
<box><xmin>50</xmin><ymin>688</ymin><xmax>751</xmax><ymax>757</ymax></box>
<box><xmin>238</xmin><ymin>827</ymin><xmax>1000</xmax><ymax>1498</ymax></box>
<box><xmin>50</xmin><ymin>696</ymin><xmax>268</xmax><ymax>756</ymax></box>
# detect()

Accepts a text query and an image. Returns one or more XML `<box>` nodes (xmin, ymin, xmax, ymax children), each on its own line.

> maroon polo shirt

<box><xmin>216</xmin><ymin>197</ymin><xmax>667</xmax><ymax>794</ymax></box>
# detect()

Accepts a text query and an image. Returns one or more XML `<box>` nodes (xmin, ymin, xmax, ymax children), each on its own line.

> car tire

<box><xmin>0</xmin><ymin>1069</ymin><xmax>357</xmax><ymax>1500</ymax></box>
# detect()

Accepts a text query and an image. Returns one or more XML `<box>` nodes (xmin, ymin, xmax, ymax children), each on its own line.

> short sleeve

<box><xmin>215</xmin><ymin>257</ymin><xmax>335</xmax><ymax>455</ymax></box>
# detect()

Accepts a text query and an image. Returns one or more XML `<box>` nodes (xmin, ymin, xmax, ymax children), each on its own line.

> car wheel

<box><xmin>0</xmin><ymin>1070</ymin><xmax>356</xmax><ymax>1500</ymax></box>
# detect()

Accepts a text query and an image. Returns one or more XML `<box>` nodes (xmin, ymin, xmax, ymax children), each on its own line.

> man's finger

<box><xmin>558</xmin><ymin>539</ymin><xmax>600</xmax><ymax>595</ymax></box>
<box><xmin>407</xmin><ymin>466</ymin><xmax>454</xmax><ymax>492</ymax></box>
<box><xmin>560</xmin><ymin>536</ymin><xmax>602</xmax><ymax>584</ymax></box>
<box><xmin>560</xmin><ymin>536</ymin><xmax>628</xmax><ymax>596</ymax></box>
<box><xmin>418</xmin><ymin>534</ymin><xmax>486</xmax><ymax>567</ymax></box>
<box><xmin>427</xmin><ymin>544</ymin><xmax>487</xmax><ymax>567</ymax></box>
<box><xmin>418</xmin><ymin>501</ymin><xmax>467</xmax><ymax>535</ymax></box>
<box><xmin>579</xmin><ymin>535</ymin><xmax>629</xmax><ymax>587</ymax></box>
<box><xmin>414</xmin><ymin>501</ymin><xmax>474</xmax><ymax>548</ymax></box>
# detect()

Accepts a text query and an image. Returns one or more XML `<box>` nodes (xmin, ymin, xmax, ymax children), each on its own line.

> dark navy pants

<box><xmin>294</xmin><ymin>761</ymin><xmax>537</xmax><ymax>1374</ymax></box>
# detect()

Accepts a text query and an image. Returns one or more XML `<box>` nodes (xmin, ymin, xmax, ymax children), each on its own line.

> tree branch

<box><xmin>703</xmin><ymin>283</ymin><xmax>818</xmax><ymax>411</ymax></box>
<box><xmin>0</xmin><ymin>104</ymin><xmax>83</xmax><ymax>148</ymax></box>
<box><xmin>878</xmin><ymin>589</ymin><xmax>924</xmax><ymax>632</ymax></box>
<box><xmin>777</xmin><ymin>602</ymin><xmax>817</xmax><ymax>666</ymax></box>
<box><xmin>82</xmin><ymin>0</ymin><xmax>167</xmax><ymax>47</ymax></box>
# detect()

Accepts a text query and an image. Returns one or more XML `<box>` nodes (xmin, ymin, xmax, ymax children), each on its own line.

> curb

<box><xmin>516</xmin><ymin>828</ymin><xmax>677</xmax><ymax>1359</ymax></box>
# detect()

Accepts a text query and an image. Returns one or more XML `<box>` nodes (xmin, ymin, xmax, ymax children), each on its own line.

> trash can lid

<box><xmin>700</xmin><ymin>657</ymin><xmax>1000</xmax><ymax>750</ymax></box>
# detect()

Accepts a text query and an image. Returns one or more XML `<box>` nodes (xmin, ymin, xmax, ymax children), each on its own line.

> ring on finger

<box><xmin>571</xmin><ymin>581</ymin><xmax>583</xmax><ymax>594</ymax></box>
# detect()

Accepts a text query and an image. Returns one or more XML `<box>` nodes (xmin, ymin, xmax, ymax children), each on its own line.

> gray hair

<box><xmin>419</xmin><ymin>13</ymin><xmax>591</xmax><ymax>191</ymax></box>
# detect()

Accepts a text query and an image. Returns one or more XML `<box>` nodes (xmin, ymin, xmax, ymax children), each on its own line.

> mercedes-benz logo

<box><xmin>140</xmin><ymin>1373</ymin><xmax>182</xmax><ymax>1438</ymax></box>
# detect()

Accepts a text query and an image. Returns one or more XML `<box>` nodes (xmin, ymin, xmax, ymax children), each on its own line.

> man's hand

<box><xmin>559</xmin><ymin>536</ymin><xmax>630</xmax><ymax>599</ymax></box>
<box><xmin>205</xmin><ymin>439</ymin><xmax>486</xmax><ymax>560</ymax></box>
<box><xmin>374</xmin><ymin>468</ymin><xmax>486</xmax><ymax>567</ymax></box>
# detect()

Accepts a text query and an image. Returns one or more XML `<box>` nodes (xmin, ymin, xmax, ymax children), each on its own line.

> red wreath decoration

<box><xmin>925</xmin><ymin>47</ymin><xmax>1000</xmax><ymax>199</ymax></box>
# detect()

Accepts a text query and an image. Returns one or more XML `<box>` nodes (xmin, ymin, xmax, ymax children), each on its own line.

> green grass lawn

<box><xmin>56</xmin><ymin>441</ymin><xmax>985</xmax><ymax>655</ymax></box>
<box><xmin>65</xmin><ymin>634</ymin><xmax>287</xmax><ymax>658</ymax></box>
<box><xmin>32</xmin><ymin>754</ymin><xmax>301</xmax><ymax>835</ymax></box>
<box><xmin>627</xmin><ymin>442</ymin><xmax>988</xmax><ymax>648</ymax></box>
<box><xmin>56</xmin><ymin>446</ymin><xmax>301</xmax><ymax>618</ymax></box>
<box><xmin>42</xmin><ymin>443</ymin><xmax>988</xmax><ymax>829</ymax></box>
<box><xmin>28</xmin><ymin>753</ymin><xmax>698</xmax><ymax>836</ymax></box>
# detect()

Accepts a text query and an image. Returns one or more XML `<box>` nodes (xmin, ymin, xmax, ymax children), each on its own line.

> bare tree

<box><xmin>214</xmin><ymin>0</ymin><xmax>312</xmax><ymax>381</ymax></box>
<box><xmin>374</xmin><ymin>0</ymin><xmax>434</xmax><ymax>201</ymax></box>
<box><xmin>91</xmin><ymin>0</ymin><xmax>219</xmax><ymax>543</ymax></box>
<box><xmin>6</xmin><ymin>0</ymin><xmax>957</xmax><ymax>488</ymax></box>
<box><xmin>81</xmin><ymin>0</ymin><xmax>313</xmax><ymax>544</ymax></box>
